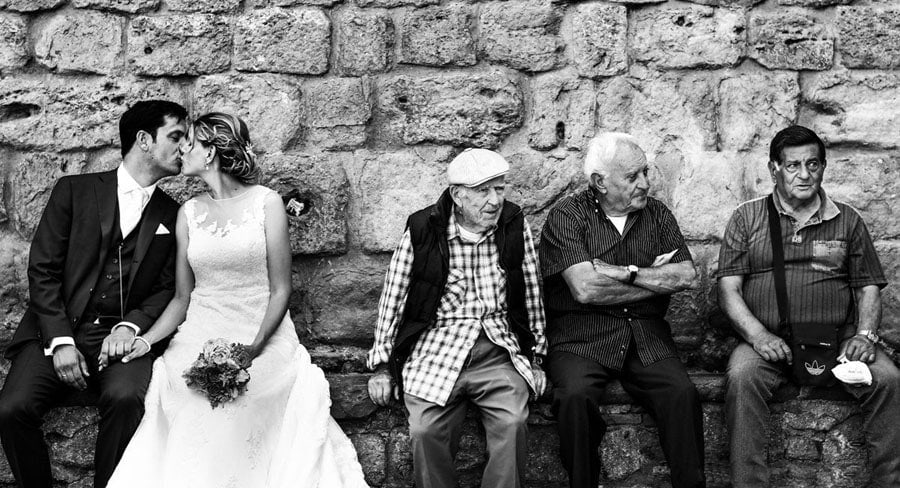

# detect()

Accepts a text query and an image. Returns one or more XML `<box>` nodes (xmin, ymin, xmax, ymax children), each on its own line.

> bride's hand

<box><xmin>236</xmin><ymin>344</ymin><xmax>260</xmax><ymax>369</ymax></box>
<box><xmin>121</xmin><ymin>336</ymin><xmax>152</xmax><ymax>364</ymax></box>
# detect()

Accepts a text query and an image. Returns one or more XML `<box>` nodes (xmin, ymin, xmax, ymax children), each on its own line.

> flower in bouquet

<box><xmin>183</xmin><ymin>338</ymin><xmax>251</xmax><ymax>409</ymax></box>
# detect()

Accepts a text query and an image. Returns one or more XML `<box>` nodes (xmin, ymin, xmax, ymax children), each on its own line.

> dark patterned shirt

<box><xmin>539</xmin><ymin>188</ymin><xmax>692</xmax><ymax>370</ymax></box>
<box><xmin>717</xmin><ymin>190</ymin><xmax>887</xmax><ymax>337</ymax></box>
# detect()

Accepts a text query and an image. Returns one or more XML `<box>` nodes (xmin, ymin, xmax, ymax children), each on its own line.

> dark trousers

<box><xmin>548</xmin><ymin>342</ymin><xmax>706</xmax><ymax>488</ymax></box>
<box><xmin>0</xmin><ymin>322</ymin><xmax>154</xmax><ymax>488</ymax></box>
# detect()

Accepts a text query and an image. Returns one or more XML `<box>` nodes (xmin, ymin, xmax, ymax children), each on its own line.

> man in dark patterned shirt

<box><xmin>540</xmin><ymin>132</ymin><xmax>705</xmax><ymax>488</ymax></box>
<box><xmin>718</xmin><ymin>125</ymin><xmax>900</xmax><ymax>488</ymax></box>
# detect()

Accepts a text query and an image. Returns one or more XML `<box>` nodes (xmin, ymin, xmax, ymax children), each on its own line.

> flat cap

<box><xmin>447</xmin><ymin>148</ymin><xmax>510</xmax><ymax>187</ymax></box>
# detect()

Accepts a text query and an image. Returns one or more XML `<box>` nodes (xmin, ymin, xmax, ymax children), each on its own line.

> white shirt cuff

<box><xmin>44</xmin><ymin>336</ymin><xmax>75</xmax><ymax>356</ymax></box>
<box><xmin>113</xmin><ymin>321</ymin><xmax>140</xmax><ymax>336</ymax></box>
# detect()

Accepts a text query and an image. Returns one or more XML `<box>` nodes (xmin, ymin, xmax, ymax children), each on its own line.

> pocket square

<box><xmin>155</xmin><ymin>223</ymin><xmax>171</xmax><ymax>235</ymax></box>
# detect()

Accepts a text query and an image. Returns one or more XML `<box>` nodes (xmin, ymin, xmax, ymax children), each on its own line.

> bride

<box><xmin>105</xmin><ymin>112</ymin><xmax>369</xmax><ymax>488</ymax></box>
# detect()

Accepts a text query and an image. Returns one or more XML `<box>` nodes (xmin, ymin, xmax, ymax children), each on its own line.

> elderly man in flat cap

<box><xmin>367</xmin><ymin>148</ymin><xmax>547</xmax><ymax>488</ymax></box>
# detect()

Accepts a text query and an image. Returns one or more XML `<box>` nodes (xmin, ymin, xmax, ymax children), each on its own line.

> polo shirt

<box><xmin>540</xmin><ymin>188</ymin><xmax>692</xmax><ymax>370</ymax></box>
<box><xmin>717</xmin><ymin>190</ymin><xmax>887</xmax><ymax>337</ymax></box>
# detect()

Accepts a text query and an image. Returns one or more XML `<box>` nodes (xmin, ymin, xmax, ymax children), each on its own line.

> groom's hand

<box><xmin>53</xmin><ymin>345</ymin><xmax>89</xmax><ymax>390</ymax></box>
<box><xmin>99</xmin><ymin>327</ymin><xmax>136</xmax><ymax>369</ymax></box>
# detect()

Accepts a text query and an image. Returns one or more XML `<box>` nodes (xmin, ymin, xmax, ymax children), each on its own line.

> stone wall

<box><xmin>0</xmin><ymin>0</ymin><xmax>898</xmax><ymax>486</ymax></box>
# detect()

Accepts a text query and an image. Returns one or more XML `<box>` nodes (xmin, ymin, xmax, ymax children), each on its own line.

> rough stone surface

<box><xmin>631</xmin><ymin>7</ymin><xmax>746</xmax><ymax>69</ymax></box>
<box><xmin>0</xmin><ymin>233</ymin><xmax>29</xmax><ymax>348</ymax></box>
<box><xmin>344</xmin><ymin>147</ymin><xmax>453</xmax><ymax>252</ymax></box>
<box><xmin>822</xmin><ymin>150</ymin><xmax>900</xmax><ymax>240</ymax></box>
<box><xmin>351</xmin><ymin>0</ymin><xmax>437</xmax><ymax>9</ymax></box>
<box><xmin>749</xmin><ymin>12</ymin><xmax>833</xmax><ymax>70</ymax></box>
<box><xmin>128</xmin><ymin>14</ymin><xmax>231</xmax><ymax>76</ymax></box>
<box><xmin>166</xmin><ymin>0</ymin><xmax>242</xmax><ymax>12</ymax></box>
<box><xmin>71</xmin><ymin>0</ymin><xmax>159</xmax><ymax>12</ymax></box>
<box><xmin>479</xmin><ymin>1</ymin><xmax>564</xmax><ymax>72</ymax></box>
<box><xmin>376</xmin><ymin>69</ymin><xmax>523</xmax><ymax>147</ymax></box>
<box><xmin>399</xmin><ymin>6</ymin><xmax>475</xmax><ymax>67</ymax></box>
<box><xmin>301</xmin><ymin>77</ymin><xmax>371</xmax><ymax>150</ymax></box>
<box><xmin>259</xmin><ymin>151</ymin><xmax>351</xmax><ymax>255</ymax></box>
<box><xmin>334</xmin><ymin>8</ymin><xmax>394</xmax><ymax>76</ymax></box>
<box><xmin>193</xmin><ymin>73</ymin><xmax>302</xmax><ymax>153</ymax></box>
<box><xmin>778</xmin><ymin>0</ymin><xmax>852</xmax><ymax>5</ymax></box>
<box><xmin>800</xmin><ymin>71</ymin><xmax>900</xmax><ymax>150</ymax></box>
<box><xmin>685</xmin><ymin>0</ymin><xmax>764</xmax><ymax>5</ymax></box>
<box><xmin>0</xmin><ymin>0</ymin><xmax>66</xmax><ymax>12</ymax></box>
<box><xmin>837</xmin><ymin>7</ymin><xmax>900</xmax><ymax>69</ymax></box>
<box><xmin>717</xmin><ymin>71</ymin><xmax>800</xmax><ymax>153</ymax></box>
<box><xmin>568</xmin><ymin>3</ymin><xmax>627</xmax><ymax>79</ymax></box>
<box><xmin>34</xmin><ymin>11</ymin><xmax>123</xmax><ymax>74</ymax></box>
<box><xmin>0</xmin><ymin>13</ymin><xmax>28</xmax><ymax>70</ymax></box>
<box><xmin>0</xmin><ymin>75</ymin><xmax>187</xmax><ymax>151</ymax></box>
<box><xmin>526</xmin><ymin>70</ymin><xmax>596</xmax><ymax>151</ymax></box>
<box><xmin>234</xmin><ymin>8</ymin><xmax>331</xmax><ymax>75</ymax></box>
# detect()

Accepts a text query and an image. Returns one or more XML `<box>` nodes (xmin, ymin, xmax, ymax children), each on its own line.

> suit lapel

<box><xmin>95</xmin><ymin>171</ymin><xmax>118</xmax><ymax>267</ymax></box>
<box><xmin>128</xmin><ymin>190</ymin><xmax>165</xmax><ymax>292</ymax></box>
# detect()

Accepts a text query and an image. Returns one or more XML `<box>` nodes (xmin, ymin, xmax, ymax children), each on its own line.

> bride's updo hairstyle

<box><xmin>193</xmin><ymin>112</ymin><xmax>260</xmax><ymax>185</ymax></box>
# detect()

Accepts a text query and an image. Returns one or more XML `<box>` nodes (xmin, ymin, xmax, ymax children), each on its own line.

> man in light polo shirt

<box><xmin>366</xmin><ymin>148</ymin><xmax>547</xmax><ymax>488</ymax></box>
<box><xmin>718</xmin><ymin>125</ymin><xmax>900</xmax><ymax>487</ymax></box>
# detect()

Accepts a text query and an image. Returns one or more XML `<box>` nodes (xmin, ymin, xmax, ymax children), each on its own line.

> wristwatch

<box><xmin>626</xmin><ymin>265</ymin><xmax>639</xmax><ymax>285</ymax></box>
<box><xmin>856</xmin><ymin>330</ymin><xmax>878</xmax><ymax>342</ymax></box>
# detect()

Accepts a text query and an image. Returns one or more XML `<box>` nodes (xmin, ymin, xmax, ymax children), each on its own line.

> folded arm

<box><xmin>718</xmin><ymin>274</ymin><xmax>792</xmax><ymax>364</ymax></box>
<box><xmin>562</xmin><ymin>258</ymin><xmax>697</xmax><ymax>306</ymax></box>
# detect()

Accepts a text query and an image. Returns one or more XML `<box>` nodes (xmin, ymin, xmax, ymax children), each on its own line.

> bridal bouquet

<box><xmin>183</xmin><ymin>339</ymin><xmax>251</xmax><ymax>409</ymax></box>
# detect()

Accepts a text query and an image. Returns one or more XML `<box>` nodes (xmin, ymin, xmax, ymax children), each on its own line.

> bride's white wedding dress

<box><xmin>108</xmin><ymin>186</ymin><xmax>368</xmax><ymax>488</ymax></box>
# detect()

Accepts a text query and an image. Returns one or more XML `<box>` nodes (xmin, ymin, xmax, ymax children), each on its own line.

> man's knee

<box><xmin>408</xmin><ymin>418</ymin><xmax>445</xmax><ymax>444</ymax></box>
<box><xmin>97</xmin><ymin>385</ymin><xmax>144</xmax><ymax>415</ymax></box>
<box><xmin>725</xmin><ymin>358</ymin><xmax>771</xmax><ymax>401</ymax></box>
<box><xmin>0</xmin><ymin>392</ymin><xmax>38</xmax><ymax>430</ymax></box>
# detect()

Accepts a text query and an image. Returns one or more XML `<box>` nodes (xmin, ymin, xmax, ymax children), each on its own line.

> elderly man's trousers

<box><xmin>726</xmin><ymin>342</ymin><xmax>900</xmax><ymax>488</ymax></box>
<box><xmin>548</xmin><ymin>342</ymin><xmax>706</xmax><ymax>488</ymax></box>
<box><xmin>403</xmin><ymin>332</ymin><xmax>530</xmax><ymax>488</ymax></box>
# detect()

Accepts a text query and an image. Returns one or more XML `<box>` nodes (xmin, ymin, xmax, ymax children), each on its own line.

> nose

<box><xmin>486</xmin><ymin>188</ymin><xmax>503</xmax><ymax>207</ymax></box>
<box><xmin>637</xmin><ymin>171</ymin><xmax>650</xmax><ymax>190</ymax></box>
<box><xmin>796</xmin><ymin>164</ymin><xmax>810</xmax><ymax>179</ymax></box>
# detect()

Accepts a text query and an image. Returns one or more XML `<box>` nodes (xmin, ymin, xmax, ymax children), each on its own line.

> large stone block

<box><xmin>258</xmin><ymin>151</ymin><xmax>350</xmax><ymax>255</ymax></box>
<box><xmin>297</xmin><ymin>253</ymin><xmax>390</xmax><ymax>344</ymax></box>
<box><xmin>478</xmin><ymin>1</ymin><xmax>564</xmax><ymax>72</ymax></box>
<box><xmin>334</xmin><ymin>8</ymin><xmax>394</xmax><ymax>76</ymax></box>
<box><xmin>685</xmin><ymin>0</ymin><xmax>763</xmax><ymax>5</ymax></box>
<box><xmin>193</xmin><ymin>73</ymin><xmax>301</xmax><ymax>153</ymax></box>
<box><xmin>822</xmin><ymin>150</ymin><xmax>900</xmax><ymax>240</ymax></box>
<box><xmin>7</xmin><ymin>151</ymin><xmax>114</xmax><ymax>238</ymax></box>
<box><xmin>128</xmin><ymin>14</ymin><xmax>231</xmax><ymax>76</ymax></box>
<box><xmin>274</xmin><ymin>0</ymin><xmax>343</xmax><ymax>6</ymax></box>
<box><xmin>34</xmin><ymin>11</ymin><xmax>124</xmax><ymax>74</ymax></box>
<box><xmin>717</xmin><ymin>71</ymin><xmax>800</xmax><ymax>153</ymax></box>
<box><xmin>631</xmin><ymin>7</ymin><xmax>745</xmax><ymax>70</ymax></box>
<box><xmin>567</xmin><ymin>3</ymin><xmax>627</xmax><ymax>79</ymax></box>
<box><xmin>837</xmin><ymin>7</ymin><xmax>900</xmax><ymax>69</ymax></box>
<box><xmin>301</xmin><ymin>77</ymin><xmax>371</xmax><ymax>151</ymax></box>
<box><xmin>399</xmin><ymin>6</ymin><xmax>476</xmax><ymax>67</ymax></box>
<box><xmin>0</xmin><ymin>233</ymin><xmax>29</xmax><ymax>347</ymax></box>
<box><xmin>348</xmin><ymin>432</ymin><xmax>387</xmax><ymax>486</ymax></box>
<box><xmin>504</xmin><ymin>148</ymin><xmax>583</xmax><ymax>231</ymax></box>
<box><xmin>877</xmin><ymin>242</ymin><xmax>900</xmax><ymax>330</ymax></box>
<box><xmin>376</xmin><ymin>69</ymin><xmax>523</xmax><ymax>148</ymax></box>
<box><xmin>0</xmin><ymin>0</ymin><xmax>66</xmax><ymax>11</ymax></box>
<box><xmin>166</xmin><ymin>0</ymin><xmax>242</xmax><ymax>12</ymax></box>
<box><xmin>0</xmin><ymin>13</ymin><xmax>28</xmax><ymax>70</ymax></box>
<box><xmin>749</xmin><ymin>12</ymin><xmax>832</xmax><ymax>70</ymax></box>
<box><xmin>72</xmin><ymin>0</ymin><xmax>159</xmax><ymax>12</ymax></box>
<box><xmin>234</xmin><ymin>8</ymin><xmax>330</xmax><ymax>75</ymax></box>
<box><xmin>343</xmin><ymin>147</ymin><xmax>453</xmax><ymax>252</ymax></box>
<box><xmin>0</xmin><ymin>75</ymin><xmax>187</xmax><ymax>151</ymax></box>
<box><xmin>778</xmin><ymin>0</ymin><xmax>851</xmax><ymax>5</ymax></box>
<box><xmin>800</xmin><ymin>71</ymin><xmax>900</xmax><ymax>150</ymax></box>
<box><xmin>526</xmin><ymin>69</ymin><xmax>596</xmax><ymax>151</ymax></box>
<box><xmin>352</xmin><ymin>0</ymin><xmax>437</xmax><ymax>9</ymax></box>
<box><xmin>327</xmin><ymin>373</ymin><xmax>377</xmax><ymax>419</ymax></box>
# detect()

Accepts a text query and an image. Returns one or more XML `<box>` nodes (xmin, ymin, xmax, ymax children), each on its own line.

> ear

<box><xmin>448</xmin><ymin>185</ymin><xmax>464</xmax><ymax>206</ymax></box>
<box><xmin>136</xmin><ymin>130</ymin><xmax>152</xmax><ymax>150</ymax></box>
<box><xmin>590</xmin><ymin>173</ymin><xmax>605</xmax><ymax>192</ymax></box>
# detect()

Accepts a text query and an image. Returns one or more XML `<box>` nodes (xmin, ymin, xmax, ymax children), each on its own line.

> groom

<box><xmin>0</xmin><ymin>100</ymin><xmax>188</xmax><ymax>488</ymax></box>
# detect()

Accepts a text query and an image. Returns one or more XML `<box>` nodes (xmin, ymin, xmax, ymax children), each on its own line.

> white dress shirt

<box><xmin>44</xmin><ymin>166</ymin><xmax>155</xmax><ymax>356</ymax></box>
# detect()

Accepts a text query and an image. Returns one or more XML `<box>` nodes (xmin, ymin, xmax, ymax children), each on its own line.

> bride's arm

<box><xmin>120</xmin><ymin>207</ymin><xmax>195</xmax><ymax>363</ymax></box>
<box><xmin>245</xmin><ymin>191</ymin><xmax>292</xmax><ymax>360</ymax></box>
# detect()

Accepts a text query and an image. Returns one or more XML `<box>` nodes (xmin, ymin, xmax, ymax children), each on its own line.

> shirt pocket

<box><xmin>438</xmin><ymin>268</ymin><xmax>468</xmax><ymax>316</ymax></box>
<box><xmin>811</xmin><ymin>239</ymin><xmax>847</xmax><ymax>274</ymax></box>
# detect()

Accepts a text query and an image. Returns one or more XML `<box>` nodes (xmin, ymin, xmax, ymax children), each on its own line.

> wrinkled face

<box><xmin>451</xmin><ymin>176</ymin><xmax>506</xmax><ymax>233</ymax></box>
<box><xmin>144</xmin><ymin>116</ymin><xmax>187</xmax><ymax>177</ymax></box>
<box><xmin>596</xmin><ymin>143</ymin><xmax>650</xmax><ymax>216</ymax></box>
<box><xmin>178</xmin><ymin>126</ymin><xmax>212</xmax><ymax>177</ymax></box>
<box><xmin>770</xmin><ymin>143</ymin><xmax>825</xmax><ymax>208</ymax></box>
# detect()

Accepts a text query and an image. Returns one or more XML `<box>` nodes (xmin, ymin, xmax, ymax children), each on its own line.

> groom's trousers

<box><xmin>0</xmin><ymin>320</ymin><xmax>154</xmax><ymax>488</ymax></box>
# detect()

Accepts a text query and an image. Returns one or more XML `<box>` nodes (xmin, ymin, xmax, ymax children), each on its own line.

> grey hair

<box><xmin>583</xmin><ymin>132</ymin><xmax>643</xmax><ymax>182</ymax></box>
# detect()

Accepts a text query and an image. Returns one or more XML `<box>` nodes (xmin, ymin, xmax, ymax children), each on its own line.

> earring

<box><xmin>205</xmin><ymin>163</ymin><xmax>210</xmax><ymax>171</ymax></box>
<box><xmin>140</xmin><ymin>145</ymin><xmax>148</xmax><ymax>150</ymax></box>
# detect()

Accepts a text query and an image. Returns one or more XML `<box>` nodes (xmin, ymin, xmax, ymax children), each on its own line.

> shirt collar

<box><xmin>771</xmin><ymin>187</ymin><xmax>840</xmax><ymax>223</ymax></box>
<box><xmin>117</xmin><ymin>164</ymin><xmax>157</xmax><ymax>197</ymax></box>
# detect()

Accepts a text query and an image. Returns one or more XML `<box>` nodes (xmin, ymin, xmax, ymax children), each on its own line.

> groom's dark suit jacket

<box><xmin>6</xmin><ymin>169</ymin><xmax>180</xmax><ymax>358</ymax></box>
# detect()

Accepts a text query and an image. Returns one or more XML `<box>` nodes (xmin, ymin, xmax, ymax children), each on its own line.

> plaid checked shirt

<box><xmin>367</xmin><ymin>212</ymin><xmax>548</xmax><ymax>406</ymax></box>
